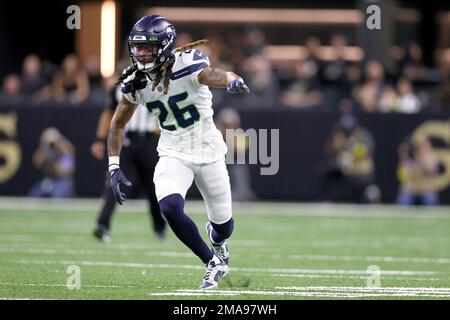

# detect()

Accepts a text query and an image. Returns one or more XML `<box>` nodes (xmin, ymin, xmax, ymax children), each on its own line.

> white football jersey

<box><xmin>123</xmin><ymin>49</ymin><xmax>227</xmax><ymax>164</ymax></box>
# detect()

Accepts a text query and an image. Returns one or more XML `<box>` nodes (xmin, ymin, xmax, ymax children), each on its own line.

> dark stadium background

<box><xmin>0</xmin><ymin>0</ymin><xmax>447</xmax><ymax>78</ymax></box>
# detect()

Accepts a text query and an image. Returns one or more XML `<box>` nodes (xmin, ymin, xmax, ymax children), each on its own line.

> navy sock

<box><xmin>210</xmin><ymin>218</ymin><xmax>234</xmax><ymax>245</ymax></box>
<box><xmin>159</xmin><ymin>194</ymin><xmax>213</xmax><ymax>264</ymax></box>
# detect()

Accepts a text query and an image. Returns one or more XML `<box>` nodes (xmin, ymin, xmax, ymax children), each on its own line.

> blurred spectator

<box><xmin>29</xmin><ymin>127</ymin><xmax>75</xmax><ymax>198</ymax></box>
<box><xmin>84</xmin><ymin>55</ymin><xmax>102</xmax><ymax>91</ymax></box>
<box><xmin>396</xmin><ymin>137</ymin><xmax>439</xmax><ymax>205</ymax></box>
<box><xmin>51</xmin><ymin>54</ymin><xmax>90</xmax><ymax>104</ymax></box>
<box><xmin>378</xmin><ymin>78</ymin><xmax>422</xmax><ymax>113</ymax></box>
<box><xmin>303</xmin><ymin>36</ymin><xmax>323</xmax><ymax>86</ymax></box>
<box><xmin>0</xmin><ymin>74</ymin><xmax>24</xmax><ymax>105</ymax></box>
<box><xmin>274</xmin><ymin>37</ymin><xmax>323</xmax><ymax>93</ymax></box>
<box><xmin>20</xmin><ymin>54</ymin><xmax>51</xmax><ymax>100</ymax></box>
<box><xmin>317</xmin><ymin>112</ymin><xmax>380</xmax><ymax>203</ymax></box>
<box><xmin>242</xmin><ymin>27</ymin><xmax>266</xmax><ymax>57</ymax></box>
<box><xmin>354</xmin><ymin>60</ymin><xmax>388</xmax><ymax>112</ymax></box>
<box><xmin>396</xmin><ymin>78</ymin><xmax>421</xmax><ymax>113</ymax></box>
<box><xmin>337</xmin><ymin>63</ymin><xmax>362</xmax><ymax>105</ymax></box>
<box><xmin>215</xmin><ymin>107</ymin><xmax>256</xmax><ymax>201</ymax></box>
<box><xmin>321</xmin><ymin>35</ymin><xmax>348</xmax><ymax>86</ymax></box>
<box><xmin>398</xmin><ymin>43</ymin><xmax>428</xmax><ymax>82</ymax></box>
<box><xmin>304</xmin><ymin>37</ymin><xmax>323</xmax><ymax>70</ymax></box>
<box><xmin>238</xmin><ymin>54</ymin><xmax>279</xmax><ymax>108</ymax></box>
<box><xmin>379</xmin><ymin>86</ymin><xmax>399</xmax><ymax>112</ymax></box>
<box><xmin>200</xmin><ymin>30</ymin><xmax>235</xmax><ymax>106</ymax></box>
<box><xmin>203</xmin><ymin>28</ymin><xmax>233</xmax><ymax>70</ymax></box>
<box><xmin>224</xmin><ymin>30</ymin><xmax>246</xmax><ymax>70</ymax></box>
<box><xmin>280</xmin><ymin>59</ymin><xmax>322</xmax><ymax>108</ymax></box>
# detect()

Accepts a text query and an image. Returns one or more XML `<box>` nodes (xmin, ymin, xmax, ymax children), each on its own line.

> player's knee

<box><xmin>159</xmin><ymin>194</ymin><xmax>184</xmax><ymax>219</ymax></box>
<box><xmin>211</xmin><ymin>218</ymin><xmax>234</xmax><ymax>239</ymax></box>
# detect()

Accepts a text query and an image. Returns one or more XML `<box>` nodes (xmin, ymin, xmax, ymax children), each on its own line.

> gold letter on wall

<box><xmin>0</xmin><ymin>113</ymin><xmax>22</xmax><ymax>183</ymax></box>
<box><xmin>412</xmin><ymin>119</ymin><xmax>450</xmax><ymax>191</ymax></box>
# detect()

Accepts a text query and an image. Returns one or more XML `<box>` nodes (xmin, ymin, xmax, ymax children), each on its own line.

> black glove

<box><xmin>110</xmin><ymin>168</ymin><xmax>132</xmax><ymax>205</ymax></box>
<box><xmin>226</xmin><ymin>79</ymin><xmax>250</xmax><ymax>94</ymax></box>
<box><xmin>118</xmin><ymin>64</ymin><xmax>148</xmax><ymax>99</ymax></box>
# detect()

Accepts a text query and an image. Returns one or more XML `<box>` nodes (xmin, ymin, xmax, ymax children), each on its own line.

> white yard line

<box><xmin>149</xmin><ymin>292</ymin><xmax>242</xmax><ymax>296</ymax></box>
<box><xmin>1</xmin><ymin>285</ymin><xmax>447</xmax><ymax>298</ymax></box>
<box><xmin>275</xmin><ymin>286</ymin><xmax>450</xmax><ymax>294</ymax></box>
<box><xmin>13</xmin><ymin>259</ymin><xmax>438</xmax><ymax>276</ymax></box>
<box><xmin>1</xmin><ymin>282</ymin><xmax>448</xmax><ymax>299</ymax></box>
<box><xmin>148</xmin><ymin>288</ymin><xmax>450</xmax><ymax>298</ymax></box>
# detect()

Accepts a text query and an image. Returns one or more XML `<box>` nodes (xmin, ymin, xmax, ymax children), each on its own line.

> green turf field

<box><xmin>0</xmin><ymin>198</ymin><xmax>449</xmax><ymax>300</ymax></box>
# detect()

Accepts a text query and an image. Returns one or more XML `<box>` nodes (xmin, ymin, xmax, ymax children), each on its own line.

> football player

<box><xmin>107</xmin><ymin>15</ymin><xmax>249</xmax><ymax>289</ymax></box>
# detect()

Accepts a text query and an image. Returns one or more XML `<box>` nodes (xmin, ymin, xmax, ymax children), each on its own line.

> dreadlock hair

<box><xmin>174</xmin><ymin>39</ymin><xmax>209</xmax><ymax>53</ymax></box>
<box><xmin>150</xmin><ymin>39</ymin><xmax>209</xmax><ymax>94</ymax></box>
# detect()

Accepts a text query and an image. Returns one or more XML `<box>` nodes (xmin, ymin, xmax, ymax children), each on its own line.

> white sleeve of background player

<box><xmin>180</xmin><ymin>49</ymin><xmax>210</xmax><ymax>87</ymax></box>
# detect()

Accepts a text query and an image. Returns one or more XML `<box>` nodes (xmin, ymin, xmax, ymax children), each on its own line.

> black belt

<box><xmin>126</xmin><ymin>131</ymin><xmax>157</xmax><ymax>140</ymax></box>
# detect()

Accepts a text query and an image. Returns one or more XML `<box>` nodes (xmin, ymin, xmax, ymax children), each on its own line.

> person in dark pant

<box><xmin>91</xmin><ymin>85</ymin><xmax>166</xmax><ymax>242</ymax></box>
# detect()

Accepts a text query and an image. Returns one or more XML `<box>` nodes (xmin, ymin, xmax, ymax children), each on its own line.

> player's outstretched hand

<box><xmin>226</xmin><ymin>79</ymin><xmax>250</xmax><ymax>94</ymax></box>
<box><xmin>110</xmin><ymin>168</ymin><xmax>132</xmax><ymax>205</ymax></box>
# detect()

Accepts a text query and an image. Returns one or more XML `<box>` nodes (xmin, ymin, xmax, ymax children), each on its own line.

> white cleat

<box><xmin>199</xmin><ymin>255</ymin><xmax>228</xmax><ymax>290</ymax></box>
<box><xmin>206</xmin><ymin>222</ymin><xmax>229</xmax><ymax>265</ymax></box>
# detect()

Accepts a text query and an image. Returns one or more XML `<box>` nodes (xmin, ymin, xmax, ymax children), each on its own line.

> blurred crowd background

<box><xmin>1</xmin><ymin>0</ymin><xmax>450</xmax><ymax>114</ymax></box>
<box><xmin>2</xmin><ymin>30</ymin><xmax>450</xmax><ymax>114</ymax></box>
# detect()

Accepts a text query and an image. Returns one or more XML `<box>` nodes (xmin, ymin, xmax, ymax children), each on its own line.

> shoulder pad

<box><xmin>177</xmin><ymin>49</ymin><xmax>210</xmax><ymax>67</ymax></box>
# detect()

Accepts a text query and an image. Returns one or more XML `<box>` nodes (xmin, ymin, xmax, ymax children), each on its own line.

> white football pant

<box><xmin>153</xmin><ymin>156</ymin><xmax>232</xmax><ymax>224</ymax></box>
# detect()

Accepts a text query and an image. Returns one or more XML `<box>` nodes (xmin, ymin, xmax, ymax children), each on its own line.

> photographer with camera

<box><xmin>28</xmin><ymin>127</ymin><xmax>75</xmax><ymax>198</ymax></box>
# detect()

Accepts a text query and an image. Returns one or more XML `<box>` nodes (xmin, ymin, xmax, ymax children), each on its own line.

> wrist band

<box><xmin>108</xmin><ymin>156</ymin><xmax>120</xmax><ymax>172</ymax></box>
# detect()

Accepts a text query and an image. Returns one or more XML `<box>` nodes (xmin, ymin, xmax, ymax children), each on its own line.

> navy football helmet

<box><xmin>128</xmin><ymin>15</ymin><xmax>176</xmax><ymax>72</ymax></box>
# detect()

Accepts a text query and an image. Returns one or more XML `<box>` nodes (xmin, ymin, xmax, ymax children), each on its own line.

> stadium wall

<box><xmin>0</xmin><ymin>105</ymin><xmax>449</xmax><ymax>203</ymax></box>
